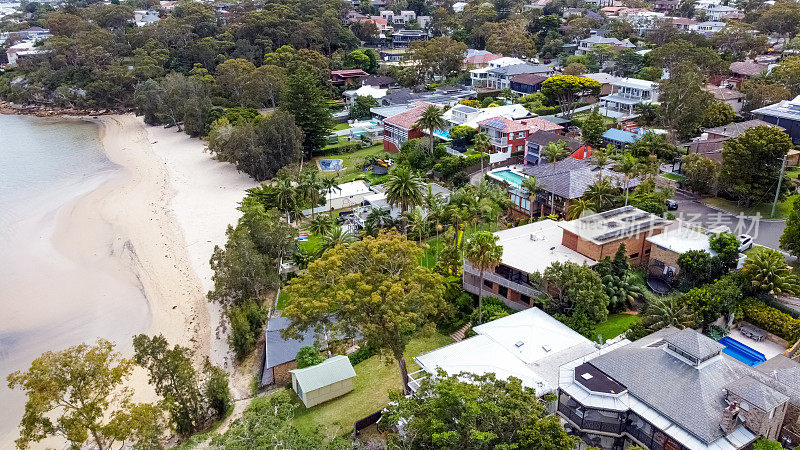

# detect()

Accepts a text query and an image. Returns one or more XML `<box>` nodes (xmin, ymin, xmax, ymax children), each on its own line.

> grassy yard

<box><xmin>661</xmin><ymin>172</ymin><xmax>685</xmax><ymax>182</ymax></box>
<box><xmin>333</xmin><ymin>123</ymin><xmax>351</xmax><ymax>131</ymax></box>
<box><xmin>592</xmin><ymin>313</ymin><xmax>641</xmax><ymax>341</ymax></box>
<box><xmin>704</xmin><ymin>194</ymin><xmax>799</xmax><ymax>219</ymax></box>
<box><xmin>312</xmin><ymin>143</ymin><xmax>386</xmax><ymax>183</ymax></box>
<box><xmin>291</xmin><ymin>332</ymin><xmax>454</xmax><ymax>438</ymax></box>
<box><xmin>420</xmin><ymin>223</ymin><xmax>502</xmax><ymax>269</ymax></box>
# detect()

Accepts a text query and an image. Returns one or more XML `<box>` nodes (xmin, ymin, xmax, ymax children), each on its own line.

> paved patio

<box><xmin>728</xmin><ymin>328</ymin><xmax>786</xmax><ymax>360</ymax></box>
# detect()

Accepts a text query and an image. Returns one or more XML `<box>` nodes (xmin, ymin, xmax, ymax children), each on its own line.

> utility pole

<box><xmin>771</xmin><ymin>155</ymin><xmax>787</xmax><ymax>218</ymax></box>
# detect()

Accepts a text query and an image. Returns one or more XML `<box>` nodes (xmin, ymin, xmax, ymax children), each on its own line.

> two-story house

<box><xmin>382</xmin><ymin>102</ymin><xmax>430</xmax><ymax>152</ymax></box>
<box><xmin>576</xmin><ymin>36</ymin><xmax>635</xmax><ymax>56</ymax></box>
<box><xmin>690</xmin><ymin>21</ymin><xmax>726</xmax><ymax>35</ymax></box>
<box><xmin>485</xmin><ymin>64</ymin><xmax>554</xmax><ymax>90</ymax></box>
<box><xmin>470</xmin><ymin>56</ymin><xmax>526</xmax><ymax>87</ymax></box>
<box><xmin>752</xmin><ymin>96</ymin><xmax>800</xmax><ymax>144</ymax></box>
<box><xmin>478</xmin><ymin>116</ymin><xmax>562</xmax><ymax>163</ymax></box>
<box><xmin>599</xmin><ymin>78</ymin><xmax>658</xmax><ymax>117</ymax></box>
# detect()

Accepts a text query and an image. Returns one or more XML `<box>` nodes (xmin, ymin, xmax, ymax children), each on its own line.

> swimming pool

<box><xmin>318</xmin><ymin>159</ymin><xmax>344</xmax><ymax>171</ymax></box>
<box><xmin>718</xmin><ymin>336</ymin><xmax>767</xmax><ymax>367</ymax></box>
<box><xmin>489</xmin><ymin>169</ymin><xmax>526</xmax><ymax>186</ymax></box>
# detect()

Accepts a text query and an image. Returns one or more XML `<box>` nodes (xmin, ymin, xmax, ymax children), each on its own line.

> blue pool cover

<box><xmin>718</xmin><ymin>336</ymin><xmax>767</xmax><ymax>367</ymax></box>
<box><xmin>318</xmin><ymin>159</ymin><xmax>344</xmax><ymax>171</ymax></box>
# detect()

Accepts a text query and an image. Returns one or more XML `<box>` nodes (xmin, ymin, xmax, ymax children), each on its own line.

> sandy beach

<box><xmin>0</xmin><ymin>114</ymin><xmax>257</xmax><ymax>446</ymax></box>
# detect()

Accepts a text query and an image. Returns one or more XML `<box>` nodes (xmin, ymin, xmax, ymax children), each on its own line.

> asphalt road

<box><xmin>672</xmin><ymin>191</ymin><xmax>786</xmax><ymax>250</ymax></box>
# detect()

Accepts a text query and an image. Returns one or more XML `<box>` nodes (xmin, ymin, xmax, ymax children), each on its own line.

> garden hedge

<box><xmin>741</xmin><ymin>298</ymin><xmax>800</xmax><ymax>343</ymax></box>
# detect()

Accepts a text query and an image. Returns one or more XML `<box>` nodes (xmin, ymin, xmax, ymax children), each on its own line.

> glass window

<box><xmin>498</xmin><ymin>286</ymin><xmax>508</xmax><ymax>298</ymax></box>
<box><xmin>483</xmin><ymin>279</ymin><xmax>493</xmax><ymax>288</ymax></box>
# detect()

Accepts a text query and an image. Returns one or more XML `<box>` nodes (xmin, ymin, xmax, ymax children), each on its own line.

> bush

<box><xmin>296</xmin><ymin>346</ymin><xmax>324</xmax><ymax>369</ymax></box>
<box><xmin>204</xmin><ymin>361</ymin><xmax>232</xmax><ymax>420</ymax></box>
<box><xmin>741</xmin><ymin>298</ymin><xmax>800</xmax><ymax>343</ymax></box>
<box><xmin>227</xmin><ymin>300</ymin><xmax>268</xmax><ymax>360</ymax></box>
<box><xmin>348</xmin><ymin>345</ymin><xmax>376</xmax><ymax>366</ymax></box>
<box><xmin>473</xmin><ymin>297</ymin><xmax>513</xmax><ymax>324</ymax></box>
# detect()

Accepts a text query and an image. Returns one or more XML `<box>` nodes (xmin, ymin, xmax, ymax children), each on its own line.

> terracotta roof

<box><xmin>466</xmin><ymin>53</ymin><xmax>503</xmax><ymax>65</ymax></box>
<box><xmin>510</xmin><ymin>73</ymin><xmax>549</xmax><ymax>86</ymax></box>
<box><xmin>331</xmin><ymin>69</ymin><xmax>369</xmax><ymax>78</ymax></box>
<box><xmin>384</xmin><ymin>102</ymin><xmax>431</xmax><ymax>130</ymax></box>
<box><xmin>704</xmin><ymin>84</ymin><xmax>744</xmax><ymax>101</ymax></box>
<box><xmin>479</xmin><ymin>116</ymin><xmax>562</xmax><ymax>133</ymax></box>
<box><xmin>729</xmin><ymin>61</ymin><xmax>767</xmax><ymax>77</ymax></box>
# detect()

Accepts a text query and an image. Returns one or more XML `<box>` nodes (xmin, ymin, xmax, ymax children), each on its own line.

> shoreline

<box><xmin>0</xmin><ymin>100</ymin><xmax>117</xmax><ymax>117</ymax></box>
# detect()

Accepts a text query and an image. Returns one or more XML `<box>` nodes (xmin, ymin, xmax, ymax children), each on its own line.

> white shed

<box><xmin>290</xmin><ymin>355</ymin><xmax>357</xmax><ymax>407</ymax></box>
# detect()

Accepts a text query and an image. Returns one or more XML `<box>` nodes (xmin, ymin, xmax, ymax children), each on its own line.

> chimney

<box><xmin>720</xmin><ymin>402</ymin><xmax>740</xmax><ymax>435</ymax></box>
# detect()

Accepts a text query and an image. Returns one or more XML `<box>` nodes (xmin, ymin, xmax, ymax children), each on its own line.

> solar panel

<box><xmin>484</xmin><ymin>118</ymin><xmax>507</xmax><ymax>129</ymax></box>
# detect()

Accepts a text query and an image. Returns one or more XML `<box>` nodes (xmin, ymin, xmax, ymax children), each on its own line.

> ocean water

<box><xmin>0</xmin><ymin>114</ymin><xmax>151</xmax><ymax>446</ymax></box>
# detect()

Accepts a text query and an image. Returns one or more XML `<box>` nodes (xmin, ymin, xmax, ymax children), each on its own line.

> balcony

<box><xmin>557</xmin><ymin>396</ymin><xmax>625</xmax><ymax>436</ymax></box>
<box><xmin>463</xmin><ymin>262</ymin><xmax>543</xmax><ymax>299</ymax></box>
<box><xmin>490</xmin><ymin>137</ymin><xmax>508</xmax><ymax>146</ymax></box>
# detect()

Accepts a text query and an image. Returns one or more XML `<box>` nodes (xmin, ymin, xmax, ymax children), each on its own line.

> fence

<box><xmin>353</xmin><ymin>409</ymin><xmax>383</xmax><ymax>436</ymax></box>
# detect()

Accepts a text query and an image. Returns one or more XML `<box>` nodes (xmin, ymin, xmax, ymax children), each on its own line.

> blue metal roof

<box><xmin>602</xmin><ymin>128</ymin><xmax>639</xmax><ymax>144</ymax></box>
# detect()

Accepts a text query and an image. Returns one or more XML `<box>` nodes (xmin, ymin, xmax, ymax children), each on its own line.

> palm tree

<box><xmin>584</xmin><ymin>177</ymin><xmax>615</xmax><ymax>212</ymax></box>
<box><xmin>414</xmin><ymin>105</ymin><xmax>446</xmax><ymax>154</ymax></box>
<box><xmin>642</xmin><ymin>295</ymin><xmax>696</xmax><ymax>330</ymax></box>
<box><xmin>463</xmin><ymin>231</ymin><xmax>504</xmax><ymax>324</ymax></box>
<box><xmin>384</xmin><ymin>166</ymin><xmax>424</xmax><ymax>233</ymax></box>
<box><xmin>298</xmin><ymin>170</ymin><xmax>323</xmax><ymax>218</ymax></box>
<box><xmin>520</xmin><ymin>175</ymin><xmax>543</xmax><ymax>221</ymax></box>
<box><xmin>542</xmin><ymin>140</ymin><xmax>567</xmax><ymax>167</ymax></box>
<box><xmin>318</xmin><ymin>225</ymin><xmax>355</xmax><ymax>256</ymax></box>
<box><xmin>566</xmin><ymin>198</ymin><xmax>594</xmax><ymax>220</ymax></box>
<box><xmin>273</xmin><ymin>176</ymin><xmax>298</xmax><ymax>223</ymax></box>
<box><xmin>365</xmin><ymin>207</ymin><xmax>393</xmax><ymax>231</ymax></box>
<box><xmin>743</xmin><ymin>249</ymin><xmax>800</xmax><ymax>296</ymax></box>
<box><xmin>474</xmin><ymin>131</ymin><xmax>490</xmax><ymax>175</ymax></box>
<box><xmin>590</xmin><ymin>146</ymin><xmax>609</xmax><ymax>175</ymax></box>
<box><xmin>307</xmin><ymin>214</ymin><xmax>335</xmax><ymax>237</ymax></box>
<box><xmin>615</xmin><ymin>153</ymin><xmax>639</xmax><ymax>206</ymax></box>
<box><xmin>321</xmin><ymin>177</ymin><xmax>341</xmax><ymax>216</ymax></box>
<box><xmin>405</xmin><ymin>206</ymin><xmax>429</xmax><ymax>243</ymax></box>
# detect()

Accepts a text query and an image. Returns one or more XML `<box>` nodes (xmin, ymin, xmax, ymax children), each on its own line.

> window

<box><xmin>653</xmin><ymin>260</ymin><xmax>665</xmax><ymax>269</ymax></box>
<box><xmin>498</xmin><ymin>286</ymin><xmax>508</xmax><ymax>298</ymax></box>
<box><xmin>629</xmin><ymin>252</ymin><xmax>639</xmax><ymax>259</ymax></box>
<box><xmin>645</xmin><ymin>249</ymin><xmax>651</xmax><ymax>255</ymax></box>
<box><xmin>484</xmin><ymin>279</ymin><xmax>493</xmax><ymax>289</ymax></box>
<box><xmin>520</xmin><ymin>294</ymin><xmax>531</xmax><ymax>305</ymax></box>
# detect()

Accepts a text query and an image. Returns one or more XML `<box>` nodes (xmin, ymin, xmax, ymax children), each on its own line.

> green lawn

<box><xmin>661</xmin><ymin>173</ymin><xmax>685</xmax><ymax>182</ymax></box>
<box><xmin>592</xmin><ymin>313</ymin><xmax>641</xmax><ymax>341</ymax></box>
<box><xmin>333</xmin><ymin>123</ymin><xmax>351</xmax><ymax>131</ymax></box>
<box><xmin>704</xmin><ymin>194</ymin><xmax>799</xmax><ymax>219</ymax></box>
<box><xmin>291</xmin><ymin>332</ymin><xmax>454</xmax><ymax>437</ymax></box>
<box><xmin>312</xmin><ymin>143</ymin><xmax>386</xmax><ymax>183</ymax></box>
<box><xmin>421</xmin><ymin>223</ymin><xmax>502</xmax><ymax>269</ymax></box>
<box><xmin>298</xmin><ymin>233</ymin><xmax>324</xmax><ymax>253</ymax></box>
<box><xmin>275</xmin><ymin>290</ymin><xmax>289</xmax><ymax>310</ymax></box>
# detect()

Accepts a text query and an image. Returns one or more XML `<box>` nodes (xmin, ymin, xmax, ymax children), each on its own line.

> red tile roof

<box><xmin>479</xmin><ymin>116</ymin><xmax>563</xmax><ymax>134</ymax></box>
<box><xmin>509</xmin><ymin>73</ymin><xmax>549</xmax><ymax>86</ymax></box>
<box><xmin>466</xmin><ymin>53</ymin><xmax>503</xmax><ymax>65</ymax></box>
<box><xmin>384</xmin><ymin>102</ymin><xmax>432</xmax><ymax>130</ymax></box>
<box><xmin>331</xmin><ymin>69</ymin><xmax>370</xmax><ymax>78</ymax></box>
<box><xmin>729</xmin><ymin>61</ymin><xmax>767</xmax><ymax>77</ymax></box>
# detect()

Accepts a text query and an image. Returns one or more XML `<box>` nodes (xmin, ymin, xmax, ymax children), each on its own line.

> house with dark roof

<box><xmin>331</xmin><ymin>69</ymin><xmax>370</xmax><ymax>86</ymax></box>
<box><xmin>704</xmin><ymin>84</ymin><xmax>745</xmax><ymax>114</ymax></box>
<box><xmin>260</xmin><ymin>317</ymin><xmax>328</xmax><ymax>387</ymax></box>
<box><xmin>558</xmin><ymin>327</ymin><xmax>800</xmax><ymax>449</ymax></box>
<box><xmin>509</xmin><ymin>73</ymin><xmax>549</xmax><ymax>95</ymax></box>
<box><xmin>684</xmin><ymin>119</ymin><xmax>784</xmax><ymax>163</ymax></box>
<box><xmin>525</xmin><ymin>130</ymin><xmax>589</xmax><ymax>165</ymax></box>
<box><xmin>752</xmin><ymin>96</ymin><xmax>800</xmax><ymax>144</ymax></box>
<box><xmin>485</xmin><ymin>64</ymin><xmax>554</xmax><ymax>90</ymax></box>
<box><xmin>726</xmin><ymin>61</ymin><xmax>768</xmax><ymax>88</ymax></box>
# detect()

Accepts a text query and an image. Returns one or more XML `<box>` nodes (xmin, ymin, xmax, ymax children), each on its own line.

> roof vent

<box><xmin>515</xmin><ymin>341</ymin><xmax>525</xmax><ymax>348</ymax></box>
<box><xmin>542</xmin><ymin>344</ymin><xmax>552</xmax><ymax>352</ymax></box>
<box><xmin>581</xmin><ymin>372</ymin><xmax>593</xmax><ymax>380</ymax></box>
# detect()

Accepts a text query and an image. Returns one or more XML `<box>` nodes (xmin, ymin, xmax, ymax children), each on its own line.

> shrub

<box><xmin>204</xmin><ymin>361</ymin><xmax>232</xmax><ymax>420</ymax></box>
<box><xmin>740</xmin><ymin>298</ymin><xmax>800</xmax><ymax>343</ymax></box>
<box><xmin>472</xmin><ymin>297</ymin><xmax>512</xmax><ymax>324</ymax></box>
<box><xmin>348</xmin><ymin>345</ymin><xmax>376</xmax><ymax>366</ymax></box>
<box><xmin>227</xmin><ymin>300</ymin><xmax>268</xmax><ymax>360</ymax></box>
<box><xmin>296</xmin><ymin>346</ymin><xmax>325</xmax><ymax>369</ymax></box>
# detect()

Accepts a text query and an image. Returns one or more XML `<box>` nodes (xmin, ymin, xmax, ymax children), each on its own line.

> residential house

<box><xmin>686</xmin><ymin>119</ymin><xmax>783</xmax><ymax>162</ymax></box>
<box><xmin>751</xmin><ymin>96</ymin><xmax>800</xmax><ymax>144</ymax></box>
<box><xmin>646</xmin><ymin>225</ymin><xmax>720</xmax><ymax>279</ymax></box>
<box><xmin>361</xmin><ymin>75</ymin><xmax>395</xmax><ymax>88</ymax></box>
<box><xmin>620</xmin><ymin>10</ymin><xmax>666</xmax><ymax>34</ymax></box>
<box><xmin>690</xmin><ymin>21</ymin><xmax>726</xmax><ymax>35</ymax></box>
<box><xmin>342</xmin><ymin>85</ymin><xmax>388</xmax><ymax>106</ymax></box>
<box><xmin>442</xmin><ymin>103</ymin><xmax>533</xmax><ymax>129</ymax></box>
<box><xmin>654</xmin><ymin>0</ymin><xmax>679</xmax><ymax>12</ymax></box>
<box><xmin>379</xmin><ymin>9</ymin><xmax>416</xmax><ymax>26</ymax></box>
<box><xmin>331</xmin><ymin>69</ymin><xmax>370</xmax><ymax>86</ymax></box>
<box><xmin>301</xmin><ymin>180</ymin><xmax>373</xmax><ymax>216</ymax></box>
<box><xmin>453</xmin><ymin>1</ymin><xmax>467</xmax><ymax>12</ymax></box>
<box><xmin>133</xmin><ymin>9</ymin><xmax>160</xmax><ymax>26</ymax></box>
<box><xmin>462</xmin><ymin>207</ymin><xmax>667</xmax><ymax>308</ymax></box>
<box><xmin>704</xmin><ymin>84</ymin><xmax>745</xmax><ymax>114</ymax></box>
<box><xmin>517</xmin><ymin>161</ymin><xmax>644</xmax><ymax>217</ymax></box>
<box><xmin>260</xmin><ymin>317</ymin><xmax>329</xmax><ymax>387</ymax></box>
<box><xmin>600</xmin><ymin>6</ymin><xmax>629</xmax><ymax>17</ymax></box>
<box><xmin>382</xmin><ymin>102</ymin><xmax>430</xmax><ymax>152</ymax></box>
<box><xmin>576</xmin><ymin>35</ymin><xmax>636</xmax><ymax>55</ymax></box>
<box><xmin>706</xmin><ymin>4</ymin><xmax>741</xmax><ymax>20</ymax></box>
<box><xmin>602</xmin><ymin>128</ymin><xmax>644</xmax><ymax>148</ymax></box>
<box><xmin>726</xmin><ymin>61</ymin><xmax>768</xmax><ymax>88</ymax></box>
<box><xmin>379</xmin><ymin>48</ymin><xmax>406</xmax><ymax>62</ymax></box>
<box><xmin>355</xmin><ymin>182</ymin><xmax>451</xmax><ymax>223</ymax></box>
<box><xmin>670</xmin><ymin>17</ymin><xmax>699</xmax><ymax>31</ymax></box>
<box><xmin>509</xmin><ymin>73</ymin><xmax>549</xmax><ymax>95</ymax></box>
<box><xmin>465</xmin><ymin>51</ymin><xmax>503</xmax><ymax>69</ymax></box>
<box><xmin>469</xmin><ymin>56</ymin><xmax>526</xmax><ymax>87</ymax></box>
<box><xmin>411</xmin><ymin>308</ymin><xmax>598</xmax><ymax>395</ymax></box>
<box><xmin>290</xmin><ymin>355</ymin><xmax>356</xmax><ymax>407</ymax></box>
<box><xmin>598</xmin><ymin>78</ymin><xmax>659</xmax><ymax>118</ymax></box>
<box><xmin>485</xmin><ymin>64</ymin><xmax>554</xmax><ymax>90</ymax></box>
<box><xmin>584</xmin><ymin>0</ymin><xmax>620</xmax><ymax>7</ymax></box>
<box><xmin>584</xmin><ymin>72</ymin><xmax>623</xmax><ymax>96</ymax></box>
<box><xmin>558</xmin><ymin>327</ymin><xmax>800</xmax><ymax>450</ymax></box>
<box><xmin>695</xmin><ymin>0</ymin><xmax>723</xmax><ymax>9</ymax></box>
<box><xmin>355</xmin><ymin>16</ymin><xmax>393</xmax><ymax>36</ymax></box>
<box><xmin>478</xmin><ymin>116</ymin><xmax>563</xmax><ymax>163</ymax></box>
<box><xmin>524</xmin><ymin>130</ymin><xmax>589</xmax><ymax>165</ymax></box>
<box><xmin>5</xmin><ymin>41</ymin><xmax>47</xmax><ymax>67</ymax></box>
<box><xmin>391</xmin><ymin>29</ymin><xmax>428</xmax><ymax>47</ymax></box>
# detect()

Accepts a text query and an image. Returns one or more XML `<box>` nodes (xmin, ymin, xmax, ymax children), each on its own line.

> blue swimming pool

<box><xmin>490</xmin><ymin>169</ymin><xmax>526</xmax><ymax>186</ymax></box>
<box><xmin>718</xmin><ymin>336</ymin><xmax>767</xmax><ymax>367</ymax></box>
<box><xmin>318</xmin><ymin>159</ymin><xmax>343</xmax><ymax>171</ymax></box>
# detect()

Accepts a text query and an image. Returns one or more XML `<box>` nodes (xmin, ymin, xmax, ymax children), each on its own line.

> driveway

<box><xmin>672</xmin><ymin>191</ymin><xmax>786</xmax><ymax>250</ymax></box>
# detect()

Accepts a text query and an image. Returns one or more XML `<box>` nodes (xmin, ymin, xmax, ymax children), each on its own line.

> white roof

<box><xmin>415</xmin><ymin>308</ymin><xmax>594</xmax><ymax>395</ymax></box>
<box><xmin>646</xmin><ymin>225</ymin><xmax>717</xmax><ymax>256</ymax></box>
<box><xmin>325</xmin><ymin>180</ymin><xmax>371</xmax><ymax>201</ymax></box>
<box><xmin>492</xmin><ymin>220</ymin><xmax>595</xmax><ymax>274</ymax></box>
<box><xmin>611</xmin><ymin>77</ymin><xmax>656</xmax><ymax>90</ymax></box>
<box><xmin>489</xmin><ymin>57</ymin><xmax>527</xmax><ymax>67</ymax></box>
<box><xmin>344</xmin><ymin>85</ymin><xmax>388</xmax><ymax>99</ymax></box>
<box><xmin>584</xmin><ymin>72</ymin><xmax>622</xmax><ymax>85</ymax></box>
<box><xmin>454</xmin><ymin>104</ymin><xmax>532</xmax><ymax>128</ymax></box>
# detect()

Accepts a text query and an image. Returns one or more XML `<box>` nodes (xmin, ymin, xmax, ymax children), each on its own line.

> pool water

<box><xmin>318</xmin><ymin>159</ymin><xmax>344</xmax><ymax>171</ymax></box>
<box><xmin>718</xmin><ymin>336</ymin><xmax>767</xmax><ymax>367</ymax></box>
<box><xmin>491</xmin><ymin>169</ymin><xmax>526</xmax><ymax>186</ymax></box>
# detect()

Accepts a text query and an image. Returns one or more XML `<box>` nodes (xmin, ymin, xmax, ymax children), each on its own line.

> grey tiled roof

<box><xmin>663</xmin><ymin>328</ymin><xmax>725</xmax><ymax>361</ymax></box>
<box><xmin>725</xmin><ymin>376</ymin><xmax>789</xmax><ymax>411</ymax></box>
<box><xmin>263</xmin><ymin>317</ymin><xmax>323</xmax><ymax>371</ymax></box>
<box><xmin>756</xmin><ymin>355</ymin><xmax>800</xmax><ymax>406</ymax></box>
<box><xmin>487</xmin><ymin>64</ymin><xmax>552</xmax><ymax>76</ymax></box>
<box><xmin>704</xmin><ymin>119</ymin><xmax>783</xmax><ymax>139</ymax></box>
<box><xmin>520</xmin><ymin>157</ymin><xmax>641</xmax><ymax>199</ymax></box>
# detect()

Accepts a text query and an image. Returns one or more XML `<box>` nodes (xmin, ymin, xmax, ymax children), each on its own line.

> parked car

<box><xmin>665</xmin><ymin>199</ymin><xmax>679</xmax><ymax>210</ymax></box>
<box><xmin>738</xmin><ymin>234</ymin><xmax>753</xmax><ymax>252</ymax></box>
